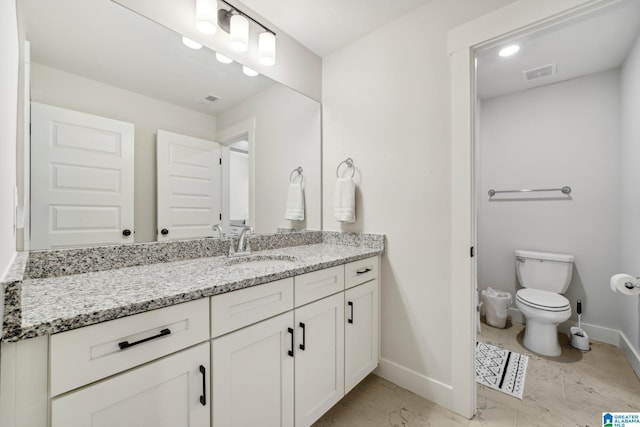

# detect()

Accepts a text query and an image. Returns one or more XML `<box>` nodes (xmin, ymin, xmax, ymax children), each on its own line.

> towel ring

<box><xmin>290</xmin><ymin>166</ymin><xmax>303</xmax><ymax>183</ymax></box>
<box><xmin>336</xmin><ymin>158</ymin><xmax>355</xmax><ymax>179</ymax></box>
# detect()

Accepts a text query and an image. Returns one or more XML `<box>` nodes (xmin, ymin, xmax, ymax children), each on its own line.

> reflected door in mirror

<box><xmin>30</xmin><ymin>103</ymin><xmax>134</xmax><ymax>249</ymax></box>
<box><xmin>156</xmin><ymin>130</ymin><xmax>221</xmax><ymax>241</ymax></box>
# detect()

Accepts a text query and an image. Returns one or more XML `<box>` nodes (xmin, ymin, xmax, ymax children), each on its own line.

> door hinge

<box><xmin>219</xmin><ymin>158</ymin><xmax>222</xmax><ymax>165</ymax></box>
<box><xmin>470</xmin><ymin>246</ymin><xmax>475</xmax><ymax>257</ymax></box>
<box><xmin>219</xmin><ymin>213</ymin><xmax>222</xmax><ymax>221</ymax></box>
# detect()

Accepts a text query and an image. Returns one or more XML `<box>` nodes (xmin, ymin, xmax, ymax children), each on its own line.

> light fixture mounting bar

<box><xmin>218</xmin><ymin>0</ymin><xmax>276</xmax><ymax>35</ymax></box>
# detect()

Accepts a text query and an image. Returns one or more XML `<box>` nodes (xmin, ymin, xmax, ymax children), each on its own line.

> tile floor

<box><xmin>314</xmin><ymin>320</ymin><xmax>640</xmax><ymax>426</ymax></box>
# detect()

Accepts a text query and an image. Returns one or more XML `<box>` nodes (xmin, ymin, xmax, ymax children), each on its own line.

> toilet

<box><xmin>514</xmin><ymin>249</ymin><xmax>574</xmax><ymax>357</ymax></box>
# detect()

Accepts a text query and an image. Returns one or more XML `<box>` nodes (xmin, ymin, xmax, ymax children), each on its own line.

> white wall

<box><xmin>30</xmin><ymin>63</ymin><xmax>217</xmax><ymax>243</ymax></box>
<box><xmin>478</xmin><ymin>70</ymin><xmax>621</xmax><ymax>329</ymax></box>
<box><xmin>0</xmin><ymin>0</ymin><xmax>19</xmax><ymax>277</ymax></box>
<box><xmin>619</xmin><ymin>33</ymin><xmax>640</xmax><ymax>363</ymax></box>
<box><xmin>322</xmin><ymin>0</ymin><xmax>515</xmax><ymax>411</ymax></box>
<box><xmin>229</xmin><ymin>150</ymin><xmax>249</xmax><ymax>221</ymax></box>
<box><xmin>217</xmin><ymin>84</ymin><xmax>321</xmax><ymax>233</ymax></box>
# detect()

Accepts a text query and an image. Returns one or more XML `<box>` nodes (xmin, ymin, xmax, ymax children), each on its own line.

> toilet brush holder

<box><xmin>569</xmin><ymin>326</ymin><xmax>591</xmax><ymax>351</ymax></box>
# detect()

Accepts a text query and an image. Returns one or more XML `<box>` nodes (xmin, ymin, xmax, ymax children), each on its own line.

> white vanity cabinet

<box><xmin>51</xmin><ymin>342</ymin><xmax>210</xmax><ymax>427</ymax></box>
<box><xmin>293</xmin><ymin>292</ymin><xmax>345</xmax><ymax>426</ymax></box>
<box><xmin>210</xmin><ymin>256</ymin><xmax>379</xmax><ymax>427</ymax></box>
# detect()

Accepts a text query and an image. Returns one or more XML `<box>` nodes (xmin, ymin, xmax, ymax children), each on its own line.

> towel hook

<box><xmin>289</xmin><ymin>166</ymin><xmax>303</xmax><ymax>183</ymax></box>
<box><xmin>336</xmin><ymin>158</ymin><xmax>355</xmax><ymax>179</ymax></box>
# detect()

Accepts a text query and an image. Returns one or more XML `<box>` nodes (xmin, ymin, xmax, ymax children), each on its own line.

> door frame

<box><xmin>217</xmin><ymin>118</ymin><xmax>256</xmax><ymax>234</ymax></box>
<box><xmin>448</xmin><ymin>0</ymin><xmax>621</xmax><ymax>418</ymax></box>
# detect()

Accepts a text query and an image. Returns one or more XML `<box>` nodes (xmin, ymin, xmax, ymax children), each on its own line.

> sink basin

<box><xmin>223</xmin><ymin>255</ymin><xmax>297</xmax><ymax>269</ymax></box>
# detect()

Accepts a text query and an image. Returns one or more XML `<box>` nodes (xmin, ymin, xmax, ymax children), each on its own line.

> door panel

<box><xmin>157</xmin><ymin>130</ymin><xmax>221</xmax><ymax>241</ymax></box>
<box><xmin>30</xmin><ymin>102</ymin><xmax>134</xmax><ymax>249</ymax></box>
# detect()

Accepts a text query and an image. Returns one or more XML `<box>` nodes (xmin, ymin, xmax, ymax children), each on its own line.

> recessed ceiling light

<box><xmin>242</xmin><ymin>66</ymin><xmax>259</xmax><ymax>77</ymax></box>
<box><xmin>215</xmin><ymin>53</ymin><xmax>233</xmax><ymax>64</ymax></box>
<box><xmin>499</xmin><ymin>44</ymin><xmax>520</xmax><ymax>57</ymax></box>
<box><xmin>182</xmin><ymin>36</ymin><xmax>203</xmax><ymax>50</ymax></box>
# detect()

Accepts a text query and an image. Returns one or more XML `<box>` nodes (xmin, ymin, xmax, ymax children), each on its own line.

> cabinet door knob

<box><xmin>161</xmin><ymin>228</ymin><xmax>169</xmax><ymax>235</ymax></box>
<box><xmin>122</xmin><ymin>229</ymin><xmax>132</xmax><ymax>237</ymax></box>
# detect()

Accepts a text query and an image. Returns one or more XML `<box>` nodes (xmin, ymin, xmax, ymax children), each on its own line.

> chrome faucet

<box><xmin>229</xmin><ymin>226</ymin><xmax>254</xmax><ymax>257</ymax></box>
<box><xmin>211</xmin><ymin>224</ymin><xmax>223</xmax><ymax>239</ymax></box>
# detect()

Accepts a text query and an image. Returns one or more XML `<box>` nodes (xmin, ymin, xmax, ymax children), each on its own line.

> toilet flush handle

<box><xmin>516</xmin><ymin>256</ymin><xmax>525</xmax><ymax>263</ymax></box>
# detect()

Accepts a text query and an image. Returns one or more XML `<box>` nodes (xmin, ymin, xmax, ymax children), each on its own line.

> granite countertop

<box><xmin>2</xmin><ymin>242</ymin><xmax>382</xmax><ymax>343</ymax></box>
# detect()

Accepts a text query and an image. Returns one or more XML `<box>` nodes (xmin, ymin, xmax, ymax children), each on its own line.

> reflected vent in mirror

<box><xmin>202</xmin><ymin>94</ymin><xmax>220</xmax><ymax>103</ymax></box>
<box><xmin>522</xmin><ymin>63</ymin><xmax>557</xmax><ymax>81</ymax></box>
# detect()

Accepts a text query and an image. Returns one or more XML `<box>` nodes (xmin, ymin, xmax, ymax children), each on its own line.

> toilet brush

<box><xmin>569</xmin><ymin>299</ymin><xmax>591</xmax><ymax>351</ymax></box>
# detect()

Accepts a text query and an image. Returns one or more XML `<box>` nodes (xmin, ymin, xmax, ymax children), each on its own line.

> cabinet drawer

<box><xmin>295</xmin><ymin>265</ymin><xmax>344</xmax><ymax>307</ymax></box>
<box><xmin>345</xmin><ymin>257</ymin><xmax>378</xmax><ymax>289</ymax></box>
<box><xmin>51</xmin><ymin>342</ymin><xmax>210</xmax><ymax>427</ymax></box>
<box><xmin>211</xmin><ymin>278</ymin><xmax>294</xmax><ymax>338</ymax></box>
<box><xmin>50</xmin><ymin>298</ymin><xmax>209</xmax><ymax>396</ymax></box>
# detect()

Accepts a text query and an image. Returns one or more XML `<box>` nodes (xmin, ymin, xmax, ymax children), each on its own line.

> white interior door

<box><xmin>157</xmin><ymin>130</ymin><xmax>221</xmax><ymax>241</ymax></box>
<box><xmin>30</xmin><ymin>102</ymin><xmax>135</xmax><ymax>249</ymax></box>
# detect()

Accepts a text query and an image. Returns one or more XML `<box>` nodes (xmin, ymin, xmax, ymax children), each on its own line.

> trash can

<box><xmin>481</xmin><ymin>287</ymin><xmax>512</xmax><ymax>328</ymax></box>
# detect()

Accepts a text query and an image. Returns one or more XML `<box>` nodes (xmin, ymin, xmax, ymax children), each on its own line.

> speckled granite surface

<box><xmin>25</xmin><ymin>231</ymin><xmax>323</xmax><ymax>279</ymax></box>
<box><xmin>2</xmin><ymin>240</ymin><xmax>383</xmax><ymax>343</ymax></box>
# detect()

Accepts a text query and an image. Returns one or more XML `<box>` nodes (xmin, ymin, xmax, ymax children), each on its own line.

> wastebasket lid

<box><xmin>516</xmin><ymin>289</ymin><xmax>570</xmax><ymax>311</ymax></box>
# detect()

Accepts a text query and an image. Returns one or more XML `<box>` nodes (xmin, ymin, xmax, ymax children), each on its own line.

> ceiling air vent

<box><xmin>202</xmin><ymin>94</ymin><xmax>219</xmax><ymax>103</ymax></box>
<box><xmin>522</xmin><ymin>63</ymin><xmax>557</xmax><ymax>82</ymax></box>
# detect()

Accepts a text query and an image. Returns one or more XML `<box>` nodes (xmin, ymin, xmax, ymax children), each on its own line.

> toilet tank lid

<box><xmin>515</xmin><ymin>250</ymin><xmax>574</xmax><ymax>263</ymax></box>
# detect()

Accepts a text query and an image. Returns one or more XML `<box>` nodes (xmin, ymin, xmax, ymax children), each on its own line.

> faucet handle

<box><xmin>228</xmin><ymin>237</ymin><xmax>236</xmax><ymax>256</ymax></box>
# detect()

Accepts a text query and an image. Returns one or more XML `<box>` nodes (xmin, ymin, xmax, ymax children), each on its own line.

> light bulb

<box><xmin>259</xmin><ymin>32</ymin><xmax>276</xmax><ymax>66</ymax></box>
<box><xmin>196</xmin><ymin>0</ymin><xmax>217</xmax><ymax>35</ymax></box>
<box><xmin>499</xmin><ymin>44</ymin><xmax>520</xmax><ymax>57</ymax></box>
<box><xmin>230</xmin><ymin>14</ymin><xmax>249</xmax><ymax>52</ymax></box>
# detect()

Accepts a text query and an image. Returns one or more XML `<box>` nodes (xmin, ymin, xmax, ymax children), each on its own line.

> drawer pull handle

<box><xmin>288</xmin><ymin>327</ymin><xmax>294</xmax><ymax>357</ymax></box>
<box><xmin>299</xmin><ymin>322</ymin><xmax>306</xmax><ymax>351</ymax></box>
<box><xmin>199</xmin><ymin>365</ymin><xmax>207</xmax><ymax>406</ymax></box>
<box><xmin>118</xmin><ymin>328</ymin><xmax>171</xmax><ymax>350</ymax></box>
<box><xmin>356</xmin><ymin>267</ymin><xmax>372</xmax><ymax>275</ymax></box>
<box><xmin>348</xmin><ymin>301</ymin><xmax>354</xmax><ymax>324</ymax></box>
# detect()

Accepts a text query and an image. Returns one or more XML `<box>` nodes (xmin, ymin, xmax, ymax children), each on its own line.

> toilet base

<box><xmin>523</xmin><ymin>320</ymin><xmax>562</xmax><ymax>357</ymax></box>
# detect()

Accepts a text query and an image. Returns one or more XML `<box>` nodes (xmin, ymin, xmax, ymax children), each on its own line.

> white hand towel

<box><xmin>285</xmin><ymin>181</ymin><xmax>305</xmax><ymax>221</ymax></box>
<box><xmin>333</xmin><ymin>178</ymin><xmax>356</xmax><ymax>223</ymax></box>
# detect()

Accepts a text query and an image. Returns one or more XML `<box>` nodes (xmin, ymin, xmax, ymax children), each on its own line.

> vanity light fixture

<box><xmin>182</xmin><ymin>36</ymin><xmax>203</xmax><ymax>50</ymax></box>
<box><xmin>196</xmin><ymin>0</ymin><xmax>218</xmax><ymax>35</ymax></box>
<box><xmin>230</xmin><ymin>14</ymin><xmax>249</xmax><ymax>52</ymax></box>
<box><xmin>216</xmin><ymin>0</ymin><xmax>277</xmax><ymax>66</ymax></box>
<box><xmin>499</xmin><ymin>44</ymin><xmax>520</xmax><ymax>57</ymax></box>
<box><xmin>242</xmin><ymin>65</ymin><xmax>259</xmax><ymax>77</ymax></box>
<box><xmin>215</xmin><ymin>52</ymin><xmax>233</xmax><ymax>64</ymax></box>
<box><xmin>259</xmin><ymin>32</ymin><xmax>276</xmax><ymax>66</ymax></box>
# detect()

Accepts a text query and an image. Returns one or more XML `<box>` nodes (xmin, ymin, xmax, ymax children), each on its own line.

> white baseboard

<box><xmin>618</xmin><ymin>331</ymin><xmax>640</xmax><ymax>379</ymax></box>
<box><xmin>375</xmin><ymin>357</ymin><xmax>453</xmax><ymax>411</ymax></box>
<box><xmin>505</xmin><ymin>307</ymin><xmax>639</xmax><ymax>377</ymax></box>
<box><xmin>558</xmin><ymin>321</ymin><xmax>620</xmax><ymax>346</ymax></box>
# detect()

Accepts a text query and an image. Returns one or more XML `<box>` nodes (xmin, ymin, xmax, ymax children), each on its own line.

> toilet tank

<box><xmin>515</xmin><ymin>250</ymin><xmax>574</xmax><ymax>293</ymax></box>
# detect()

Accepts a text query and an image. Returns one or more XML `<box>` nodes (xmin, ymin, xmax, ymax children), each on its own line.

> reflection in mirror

<box><xmin>20</xmin><ymin>0</ymin><xmax>321</xmax><ymax>249</ymax></box>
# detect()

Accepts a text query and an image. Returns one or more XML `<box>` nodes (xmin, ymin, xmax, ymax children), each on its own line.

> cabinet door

<box><xmin>51</xmin><ymin>342</ymin><xmax>210</xmax><ymax>427</ymax></box>
<box><xmin>294</xmin><ymin>293</ymin><xmax>345</xmax><ymax>427</ymax></box>
<box><xmin>212</xmin><ymin>311</ymin><xmax>294</xmax><ymax>427</ymax></box>
<box><xmin>345</xmin><ymin>279</ymin><xmax>379</xmax><ymax>393</ymax></box>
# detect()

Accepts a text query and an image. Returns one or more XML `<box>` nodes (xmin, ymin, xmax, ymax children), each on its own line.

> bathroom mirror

<box><xmin>20</xmin><ymin>0</ymin><xmax>321</xmax><ymax>249</ymax></box>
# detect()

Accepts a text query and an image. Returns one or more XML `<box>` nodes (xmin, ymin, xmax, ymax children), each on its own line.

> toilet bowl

<box><xmin>515</xmin><ymin>250</ymin><xmax>574</xmax><ymax>357</ymax></box>
<box><xmin>515</xmin><ymin>288</ymin><xmax>571</xmax><ymax>356</ymax></box>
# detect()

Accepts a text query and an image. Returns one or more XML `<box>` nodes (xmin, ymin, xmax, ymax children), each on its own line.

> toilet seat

<box><xmin>516</xmin><ymin>288</ymin><xmax>570</xmax><ymax>312</ymax></box>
